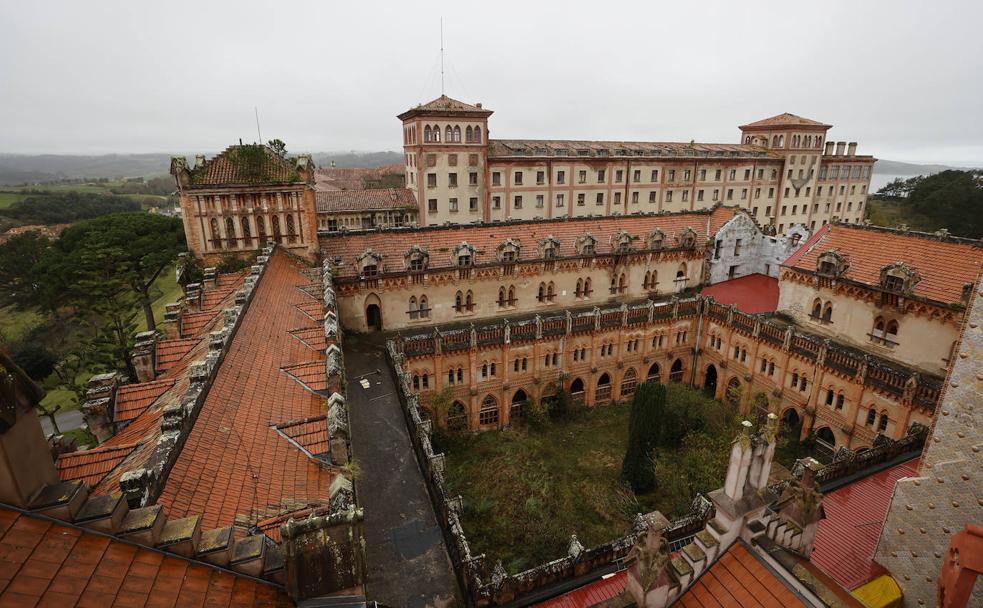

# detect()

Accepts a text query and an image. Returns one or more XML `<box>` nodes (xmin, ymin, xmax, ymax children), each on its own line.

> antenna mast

<box><xmin>440</xmin><ymin>18</ymin><xmax>445</xmax><ymax>95</ymax></box>
<box><xmin>254</xmin><ymin>106</ymin><xmax>263</xmax><ymax>144</ymax></box>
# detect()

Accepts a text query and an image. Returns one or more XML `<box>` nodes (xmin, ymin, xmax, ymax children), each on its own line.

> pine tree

<box><xmin>622</xmin><ymin>382</ymin><xmax>668</xmax><ymax>492</ymax></box>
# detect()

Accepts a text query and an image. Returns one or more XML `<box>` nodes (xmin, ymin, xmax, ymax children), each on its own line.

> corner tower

<box><xmin>398</xmin><ymin>96</ymin><xmax>493</xmax><ymax>225</ymax></box>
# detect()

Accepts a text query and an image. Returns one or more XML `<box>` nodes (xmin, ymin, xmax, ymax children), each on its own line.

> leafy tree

<box><xmin>547</xmin><ymin>388</ymin><xmax>573</xmax><ymax>420</ymax></box>
<box><xmin>49</xmin><ymin>214</ymin><xmax>185</xmax><ymax>330</ymax></box>
<box><xmin>622</xmin><ymin>382</ymin><xmax>667</xmax><ymax>492</ymax></box>
<box><xmin>907</xmin><ymin>170</ymin><xmax>983</xmax><ymax>238</ymax></box>
<box><xmin>0</xmin><ymin>192</ymin><xmax>141</xmax><ymax>225</ymax></box>
<box><xmin>216</xmin><ymin>253</ymin><xmax>254</xmax><ymax>274</ymax></box>
<box><xmin>0</xmin><ymin>231</ymin><xmax>51</xmax><ymax>305</ymax></box>
<box><xmin>267</xmin><ymin>139</ymin><xmax>287</xmax><ymax>159</ymax></box>
<box><xmin>11</xmin><ymin>343</ymin><xmax>57</xmax><ymax>381</ymax></box>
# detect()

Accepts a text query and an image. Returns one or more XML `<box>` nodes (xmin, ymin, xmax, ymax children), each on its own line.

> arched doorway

<box><xmin>595</xmin><ymin>373</ymin><xmax>612</xmax><ymax>403</ymax></box>
<box><xmin>703</xmin><ymin>364</ymin><xmax>718</xmax><ymax>396</ymax></box>
<box><xmin>570</xmin><ymin>377</ymin><xmax>585</xmax><ymax>404</ymax></box>
<box><xmin>364</xmin><ymin>293</ymin><xmax>382</xmax><ymax>331</ymax></box>
<box><xmin>479</xmin><ymin>395</ymin><xmax>499</xmax><ymax>427</ymax></box>
<box><xmin>647</xmin><ymin>362</ymin><xmax>661</xmax><ymax>384</ymax></box>
<box><xmin>781</xmin><ymin>408</ymin><xmax>800</xmax><ymax>428</ymax></box>
<box><xmin>447</xmin><ymin>401</ymin><xmax>467</xmax><ymax>431</ymax></box>
<box><xmin>620</xmin><ymin>368</ymin><xmax>638</xmax><ymax>399</ymax></box>
<box><xmin>669</xmin><ymin>359</ymin><xmax>684</xmax><ymax>383</ymax></box>
<box><xmin>816</xmin><ymin>427</ymin><xmax>836</xmax><ymax>460</ymax></box>
<box><xmin>511</xmin><ymin>389</ymin><xmax>528</xmax><ymax>422</ymax></box>
<box><xmin>725</xmin><ymin>377</ymin><xmax>742</xmax><ymax>407</ymax></box>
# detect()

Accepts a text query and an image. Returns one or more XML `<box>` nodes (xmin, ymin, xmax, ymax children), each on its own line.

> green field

<box><xmin>0</xmin><ymin>180</ymin><xmax>170</xmax><ymax>211</ymax></box>
<box><xmin>0</xmin><ymin>192</ymin><xmax>27</xmax><ymax>209</ymax></box>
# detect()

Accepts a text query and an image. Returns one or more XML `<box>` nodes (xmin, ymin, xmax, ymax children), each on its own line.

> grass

<box><xmin>440</xmin><ymin>388</ymin><xmax>739</xmax><ymax>573</ymax></box>
<box><xmin>865</xmin><ymin>197</ymin><xmax>937</xmax><ymax>231</ymax></box>
<box><xmin>62</xmin><ymin>426</ymin><xmax>98</xmax><ymax>449</ymax></box>
<box><xmin>0</xmin><ymin>192</ymin><xmax>27</xmax><ymax>209</ymax></box>
<box><xmin>137</xmin><ymin>263</ymin><xmax>183</xmax><ymax>333</ymax></box>
<box><xmin>0</xmin><ymin>180</ymin><xmax>169</xmax><ymax>213</ymax></box>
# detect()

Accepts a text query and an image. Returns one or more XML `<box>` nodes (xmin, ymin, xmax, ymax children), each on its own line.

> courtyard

<box><xmin>437</xmin><ymin>384</ymin><xmax>752</xmax><ymax>573</ymax></box>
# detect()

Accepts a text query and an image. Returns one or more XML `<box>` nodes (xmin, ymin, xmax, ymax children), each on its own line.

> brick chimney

<box><xmin>824</xmin><ymin>141</ymin><xmax>834</xmax><ymax>156</ymax></box>
<box><xmin>280</xmin><ymin>499</ymin><xmax>366</xmax><ymax>600</ymax></box>
<box><xmin>163</xmin><ymin>302</ymin><xmax>184</xmax><ymax>339</ymax></box>
<box><xmin>184</xmin><ymin>283</ymin><xmax>203</xmax><ymax>312</ymax></box>
<box><xmin>847</xmin><ymin>142</ymin><xmax>857</xmax><ymax>156</ymax></box>
<box><xmin>131</xmin><ymin>331</ymin><xmax>159</xmax><ymax>382</ymax></box>
<box><xmin>202</xmin><ymin>267</ymin><xmax>217</xmax><ymax>291</ymax></box>
<box><xmin>0</xmin><ymin>353</ymin><xmax>59</xmax><ymax>507</ymax></box>
<box><xmin>835</xmin><ymin>141</ymin><xmax>846</xmax><ymax>155</ymax></box>
<box><xmin>81</xmin><ymin>373</ymin><xmax>121</xmax><ymax>444</ymax></box>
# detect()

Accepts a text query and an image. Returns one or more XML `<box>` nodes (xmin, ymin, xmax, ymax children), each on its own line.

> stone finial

<box><xmin>490</xmin><ymin>560</ymin><xmax>509</xmax><ymax>590</ymax></box>
<box><xmin>626</xmin><ymin>519</ymin><xmax>672</xmax><ymax>606</ymax></box>
<box><xmin>568</xmin><ymin>534</ymin><xmax>585</xmax><ymax>560</ymax></box>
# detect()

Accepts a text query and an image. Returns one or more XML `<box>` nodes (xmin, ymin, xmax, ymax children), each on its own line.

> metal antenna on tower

<box><xmin>254</xmin><ymin>106</ymin><xmax>263</xmax><ymax>144</ymax></box>
<box><xmin>440</xmin><ymin>18</ymin><xmax>445</xmax><ymax>95</ymax></box>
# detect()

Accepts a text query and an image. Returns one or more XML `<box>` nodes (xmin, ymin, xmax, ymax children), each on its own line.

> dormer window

<box><xmin>539</xmin><ymin>235</ymin><xmax>560</xmax><ymax>260</ymax></box>
<box><xmin>496</xmin><ymin>238</ymin><xmax>521</xmax><ymax>263</ymax></box>
<box><xmin>879</xmin><ymin>262</ymin><xmax>917</xmax><ymax>295</ymax></box>
<box><xmin>648</xmin><ymin>229</ymin><xmax>665</xmax><ymax>251</ymax></box>
<box><xmin>678</xmin><ymin>228</ymin><xmax>697</xmax><ymax>249</ymax></box>
<box><xmin>816</xmin><ymin>251</ymin><xmax>847</xmax><ymax>278</ymax></box>
<box><xmin>403</xmin><ymin>245</ymin><xmax>430</xmax><ymax>272</ymax></box>
<box><xmin>453</xmin><ymin>242</ymin><xmax>476</xmax><ymax>267</ymax></box>
<box><xmin>576</xmin><ymin>233</ymin><xmax>597</xmax><ymax>256</ymax></box>
<box><xmin>356</xmin><ymin>249</ymin><xmax>383</xmax><ymax>277</ymax></box>
<box><xmin>883</xmin><ymin>275</ymin><xmax>904</xmax><ymax>292</ymax></box>
<box><xmin>818</xmin><ymin>260</ymin><xmax>836</xmax><ymax>276</ymax></box>
<box><xmin>612</xmin><ymin>230</ymin><xmax>634</xmax><ymax>255</ymax></box>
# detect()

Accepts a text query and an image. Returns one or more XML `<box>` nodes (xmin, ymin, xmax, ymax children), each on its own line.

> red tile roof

<box><xmin>315</xmin><ymin>188</ymin><xmax>416</xmax><ymax>213</ymax></box>
<box><xmin>398</xmin><ymin>95</ymin><xmax>493</xmax><ymax>120</ymax></box>
<box><xmin>188</xmin><ymin>145</ymin><xmax>304</xmax><ymax>187</ymax></box>
<box><xmin>783</xmin><ymin>224</ymin><xmax>983</xmax><ymax>305</ymax></box>
<box><xmin>314</xmin><ymin>165</ymin><xmax>403</xmax><ymax>192</ymax></box>
<box><xmin>811</xmin><ymin>457</ymin><xmax>921</xmax><ymax>590</ymax></box>
<box><xmin>156</xmin><ymin>338</ymin><xmax>198</xmax><ymax>373</ymax></box>
<box><xmin>0</xmin><ymin>508</ymin><xmax>292</xmax><ymax>607</ymax></box>
<box><xmin>274</xmin><ymin>416</ymin><xmax>329</xmax><ymax>459</ymax></box>
<box><xmin>740</xmin><ymin>113</ymin><xmax>831</xmax><ymax>129</ymax></box>
<box><xmin>281</xmin><ymin>362</ymin><xmax>328</xmax><ymax>393</ymax></box>
<box><xmin>677</xmin><ymin>542</ymin><xmax>806</xmax><ymax>607</ymax></box>
<box><xmin>114</xmin><ymin>379</ymin><xmax>176</xmax><ymax>424</ymax></box>
<box><xmin>537</xmin><ymin>542</ymin><xmax>805</xmax><ymax>608</ymax></box>
<box><xmin>320</xmin><ymin>207</ymin><xmax>739</xmax><ymax>280</ymax></box>
<box><xmin>287</xmin><ymin>327</ymin><xmax>326</xmax><ymax>352</ymax></box>
<box><xmin>701</xmin><ymin>274</ymin><xmax>780</xmax><ymax>314</ymax></box>
<box><xmin>488</xmin><ymin>140</ymin><xmax>780</xmax><ymax>159</ymax></box>
<box><xmin>158</xmin><ymin>252</ymin><xmax>334</xmax><ymax>532</ymax></box>
<box><xmin>57</xmin><ymin>443</ymin><xmax>143</xmax><ymax>488</ymax></box>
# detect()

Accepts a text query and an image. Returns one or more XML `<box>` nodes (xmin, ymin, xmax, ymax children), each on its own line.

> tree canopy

<box><xmin>0</xmin><ymin>192</ymin><xmax>142</xmax><ymax>225</ymax></box>
<box><xmin>874</xmin><ymin>170</ymin><xmax>982</xmax><ymax>238</ymax></box>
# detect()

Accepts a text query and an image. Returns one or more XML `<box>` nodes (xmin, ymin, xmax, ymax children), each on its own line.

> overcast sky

<box><xmin>2</xmin><ymin>0</ymin><xmax>981</xmax><ymax>163</ymax></box>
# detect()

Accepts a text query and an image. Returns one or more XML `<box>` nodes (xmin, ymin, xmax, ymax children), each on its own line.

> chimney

<box><xmin>0</xmin><ymin>353</ymin><xmax>59</xmax><ymax>507</ymax></box>
<box><xmin>824</xmin><ymin>141</ymin><xmax>834</xmax><ymax>155</ymax></box>
<box><xmin>771</xmin><ymin>457</ymin><xmax>825</xmax><ymax>557</ymax></box>
<box><xmin>163</xmin><ymin>302</ymin><xmax>184</xmax><ymax>340</ymax></box>
<box><xmin>280</xmin><ymin>501</ymin><xmax>366</xmax><ymax>600</ymax></box>
<box><xmin>81</xmin><ymin>373</ymin><xmax>121</xmax><ymax>443</ymax></box>
<box><xmin>185</xmin><ymin>283</ymin><xmax>203</xmax><ymax>312</ymax></box>
<box><xmin>202</xmin><ymin>267</ymin><xmax>217</xmax><ymax>291</ymax></box>
<box><xmin>835</xmin><ymin>141</ymin><xmax>846</xmax><ymax>156</ymax></box>
<box><xmin>131</xmin><ymin>331</ymin><xmax>159</xmax><ymax>382</ymax></box>
<box><xmin>476</xmin><ymin>102</ymin><xmax>483</xmax><ymax>109</ymax></box>
<box><xmin>194</xmin><ymin>154</ymin><xmax>206</xmax><ymax>169</ymax></box>
<box><xmin>847</xmin><ymin>142</ymin><xmax>857</xmax><ymax>156</ymax></box>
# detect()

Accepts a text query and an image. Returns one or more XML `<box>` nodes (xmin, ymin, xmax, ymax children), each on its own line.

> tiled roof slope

<box><xmin>740</xmin><ymin>112</ymin><xmax>831</xmax><ymax>129</ymax></box>
<box><xmin>488</xmin><ymin>139</ymin><xmax>780</xmax><ymax>159</ymax></box>
<box><xmin>314</xmin><ymin>165</ymin><xmax>403</xmax><ymax>192</ymax></box>
<box><xmin>57</xmin><ymin>443</ymin><xmax>142</xmax><ymax>487</ymax></box>
<box><xmin>158</xmin><ymin>252</ymin><xmax>334</xmax><ymax>531</ymax></box>
<box><xmin>811</xmin><ymin>457</ymin><xmax>921</xmax><ymax>590</ymax></box>
<box><xmin>783</xmin><ymin>223</ymin><xmax>983</xmax><ymax>305</ymax></box>
<box><xmin>315</xmin><ymin>188</ymin><xmax>416</xmax><ymax>213</ymax></box>
<box><xmin>398</xmin><ymin>95</ymin><xmax>492</xmax><ymax>119</ymax></box>
<box><xmin>113</xmin><ymin>379</ymin><xmax>175</xmax><ymax>424</ymax></box>
<box><xmin>156</xmin><ymin>338</ymin><xmax>197</xmax><ymax>373</ymax></box>
<box><xmin>189</xmin><ymin>145</ymin><xmax>303</xmax><ymax>187</ymax></box>
<box><xmin>0</xmin><ymin>508</ymin><xmax>292</xmax><ymax>607</ymax></box>
<box><xmin>676</xmin><ymin>542</ymin><xmax>806</xmax><ymax>607</ymax></box>
<box><xmin>320</xmin><ymin>207</ymin><xmax>739</xmax><ymax>279</ymax></box>
<box><xmin>701</xmin><ymin>274</ymin><xmax>780</xmax><ymax>314</ymax></box>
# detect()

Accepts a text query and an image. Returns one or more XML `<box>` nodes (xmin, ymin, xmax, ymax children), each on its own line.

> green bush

<box><xmin>12</xmin><ymin>343</ymin><xmax>58</xmax><ymax>381</ymax></box>
<box><xmin>216</xmin><ymin>253</ymin><xmax>254</xmax><ymax>274</ymax></box>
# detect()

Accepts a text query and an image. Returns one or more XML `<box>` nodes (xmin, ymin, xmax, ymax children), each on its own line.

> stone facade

<box><xmin>874</xmin><ymin>266</ymin><xmax>983</xmax><ymax>607</ymax></box>
<box><xmin>708</xmin><ymin>213</ymin><xmax>809</xmax><ymax>283</ymax></box>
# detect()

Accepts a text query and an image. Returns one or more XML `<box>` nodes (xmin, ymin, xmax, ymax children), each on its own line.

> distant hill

<box><xmin>873</xmin><ymin>159</ymin><xmax>977</xmax><ymax>175</ymax></box>
<box><xmin>0</xmin><ymin>151</ymin><xmax>404</xmax><ymax>185</ymax></box>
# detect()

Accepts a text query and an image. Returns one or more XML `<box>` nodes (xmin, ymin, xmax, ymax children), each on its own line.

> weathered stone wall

<box><xmin>708</xmin><ymin>213</ymin><xmax>808</xmax><ymax>283</ymax></box>
<box><xmin>874</xmin><ymin>268</ymin><xmax>983</xmax><ymax>607</ymax></box>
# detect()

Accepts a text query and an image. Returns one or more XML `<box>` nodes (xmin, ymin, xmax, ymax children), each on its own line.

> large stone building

<box><xmin>400</xmin><ymin>96</ymin><xmax>875</xmax><ymax>231</ymax></box>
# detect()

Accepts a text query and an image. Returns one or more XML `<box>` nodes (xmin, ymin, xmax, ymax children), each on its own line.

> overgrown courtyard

<box><xmin>437</xmin><ymin>383</ymin><xmax>749</xmax><ymax>573</ymax></box>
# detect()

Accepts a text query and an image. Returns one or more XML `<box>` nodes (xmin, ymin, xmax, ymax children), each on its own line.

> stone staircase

<box><xmin>26</xmin><ymin>479</ymin><xmax>285</xmax><ymax>583</ymax></box>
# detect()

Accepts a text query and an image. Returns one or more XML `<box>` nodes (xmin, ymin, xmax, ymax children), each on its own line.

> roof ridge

<box><xmin>831</xmin><ymin>220</ymin><xmax>983</xmax><ymax>247</ymax></box>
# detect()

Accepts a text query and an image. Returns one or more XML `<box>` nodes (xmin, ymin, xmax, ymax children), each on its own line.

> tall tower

<box><xmin>398</xmin><ymin>96</ymin><xmax>493</xmax><ymax>225</ymax></box>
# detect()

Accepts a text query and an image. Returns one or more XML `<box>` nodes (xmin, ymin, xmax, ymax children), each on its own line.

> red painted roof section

<box><xmin>316</xmin><ymin>188</ymin><xmax>416</xmax><ymax>212</ymax></box>
<box><xmin>783</xmin><ymin>223</ymin><xmax>983</xmax><ymax>305</ymax></box>
<box><xmin>113</xmin><ymin>379</ymin><xmax>176</xmax><ymax>424</ymax></box>
<box><xmin>320</xmin><ymin>207</ymin><xmax>738</xmax><ymax>280</ymax></box>
<box><xmin>57</xmin><ymin>442</ymin><xmax>143</xmax><ymax>487</ymax></box>
<box><xmin>158</xmin><ymin>252</ymin><xmax>334</xmax><ymax>532</ymax></box>
<box><xmin>534</xmin><ymin>571</ymin><xmax>626</xmax><ymax>608</ymax></box>
<box><xmin>0</xmin><ymin>508</ymin><xmax>292</xmax><ymax>607</ymax></box>
<box><xmin>701</xmin><ymin>274</ymin><xmax>780</xmax><ymax>314</ymax></box>
<box><xmin>811</xmin><ymin>457</ymin><xmax>921</xmax><ymax>590</ymax></box>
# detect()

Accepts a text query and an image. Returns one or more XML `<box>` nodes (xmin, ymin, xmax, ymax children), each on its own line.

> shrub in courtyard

<box><xmin>621</xmin><ymin>382</ymin><xmax>667</xmax><ymax>492</ymax></box>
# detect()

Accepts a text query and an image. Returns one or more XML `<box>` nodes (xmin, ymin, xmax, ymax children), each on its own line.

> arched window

<box><xmin>812</xmin><ymin>298</ymin><xmax>823</xmax><ymax>319</ymax></box>
<box><xmin>877</xmin><ymin>412</ymin><xmax>889</xmax><ymax>433</ymax></box>
<box><xmin>210</xmin><ymin>218</ymin><xmax>221</xmax><ymax>249</ymax></box>
<box><xmin>241</xmin><ymin>217</ymin><xmax>252</xmax><ymax>247</ymax></box>
<box><xmin>547</xmin><ymin>282</ymin><xmax>555</xmax><ymax>302</ymax></box>
<box><xmin>595</xmin><ymin>373</ymin><xmax>612</xmax><ymax>402</ymax></box>
<box><xmin>825</xmin><ymin>389</ymin><xmax>834</xmax><ymax>407</ymax></box>
<box><xmin>835</xmin><ymin>393</ymin><xmax>845</xmax><ymax>410</ymax></box>
<box><xmin>286</xmin><ymin>214</ymin><xmax>297</xmax><ymax>243</ymax></box>
<box><xmin>480</xmin><ymin>395</ymin><xmax>499</xmax><ymax>426</ymax></box>
<box><xmin>447</xmin><ymin>401</ymin><xmax>467</xmax><ymax>431</ymax></box>
<box><xmin>473</xmin><ymin>126</ymin><xmax>481</xmax><ymax>143</ymax></box>
<box><xmin>453</xmin><ymin>126</ymin><xmax>461</xmax><ymax>142</ymax></box>
<box><xmin>445</xmin><ymin>125</ymin><xmax>453</xmax><ymax>142</ymax></box>
<box><xmin>620</xmin><ymin>368</ymin><xmax>638</xmax><ymax>398</ymax></box>
<box><xmin>866</xmin><ymin>408</ymin><xmax>876</xmax><ymax>426</ymax></box>
<box><xmin>885</xmin><ymin>320</ymin><xmax>898</xmax><ymax>344</ymax></box>
<box><xmin>511</xmin><ymin>389</ymin><xmax>527</xmax><ymax>421</ymax></box>
<box><xmin>433</xmin><ymin>125</ymin><xmax>441</xmax><ymax>142</ymax></box>
<box><xmin>408</xmin><ymin>296</ymin><xmax>419</xmax><ymax>320</ymax></box>
<box><xmin>271</xmin><ymin>215</ymin><xmax>282</xmax><ymax>243</ymax></box>
<box><xmin>575</xmin><ymin>278</ymin><xmax>584</xmax><ymax>298</ymax></box>
<box><xmin>256</xmin><ymin>216</ymin><xmax>266</xmax><ymax>240</ymax></box>
<box><xmin>465</xmin><ymin>290</ymin><xmax>474</xmax><ymax>311</ymax></box>
<box><xmin>498</xmin><ymin>287</ymin><xmax>506</xmax><ymax>308</ymax></box>
<box><xmin>465</xmin><ymin>126</ymin><xmax>473</xmax><ymax>142</ymax></box>
<box><xmin>507</xmin><ymin>285</ymin><xmax>516</xmax><ymax>305</ymax></box>
<box><xmin>424</xmin><ymin>125</ymin><xmax>432</xmax><ymax>142</ymax></box>
<box><xmin>822</xmin><ymin>302</ymin><xmax>833</xmax><ymax>322</ymax></box>
<box><xmin>412</xmin><ymin>374</ymin><xmax>420</xmax><ymax>390</ymax></box>
<box><xmin>674</xmin><ymin>264</ymin><xmax>687</xmax><ymax>292</ymax></box>
<box><xmin>669</xmin><ymin>359</ymin><xmax>684</xmax><ymax>382</ymax></box>
<box><xmin>584</xmin><ymin>277</ymin><xmax>592</xmax><ymax>296</ymax></box>
<box><xmin>647</xmin><ymin>363</ymin><xmax>661</xmax><ymax>383</ymax></box>
<box><xmin>618</xmin><ymin>273</ymin><xmax>627</xmax><ymax>294</ymax></box>
<box><xmin>538</xmin><ymin>282</ymin><xmax>546</xmax><ymax>302</ymax></box>
<box><xmin>419</xmin><ymin>295</ymin><xmax>429</xmax><ymax>318</ymax></box>
<box><xmin>455</xmin><ymin>291</ymin><xmax>463</xmax><ymax>312</ymax></box>
<box><xmin>791</xmin><ymin>372</ymin><xmax>799</xmax><ymax>387</ymax></box>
